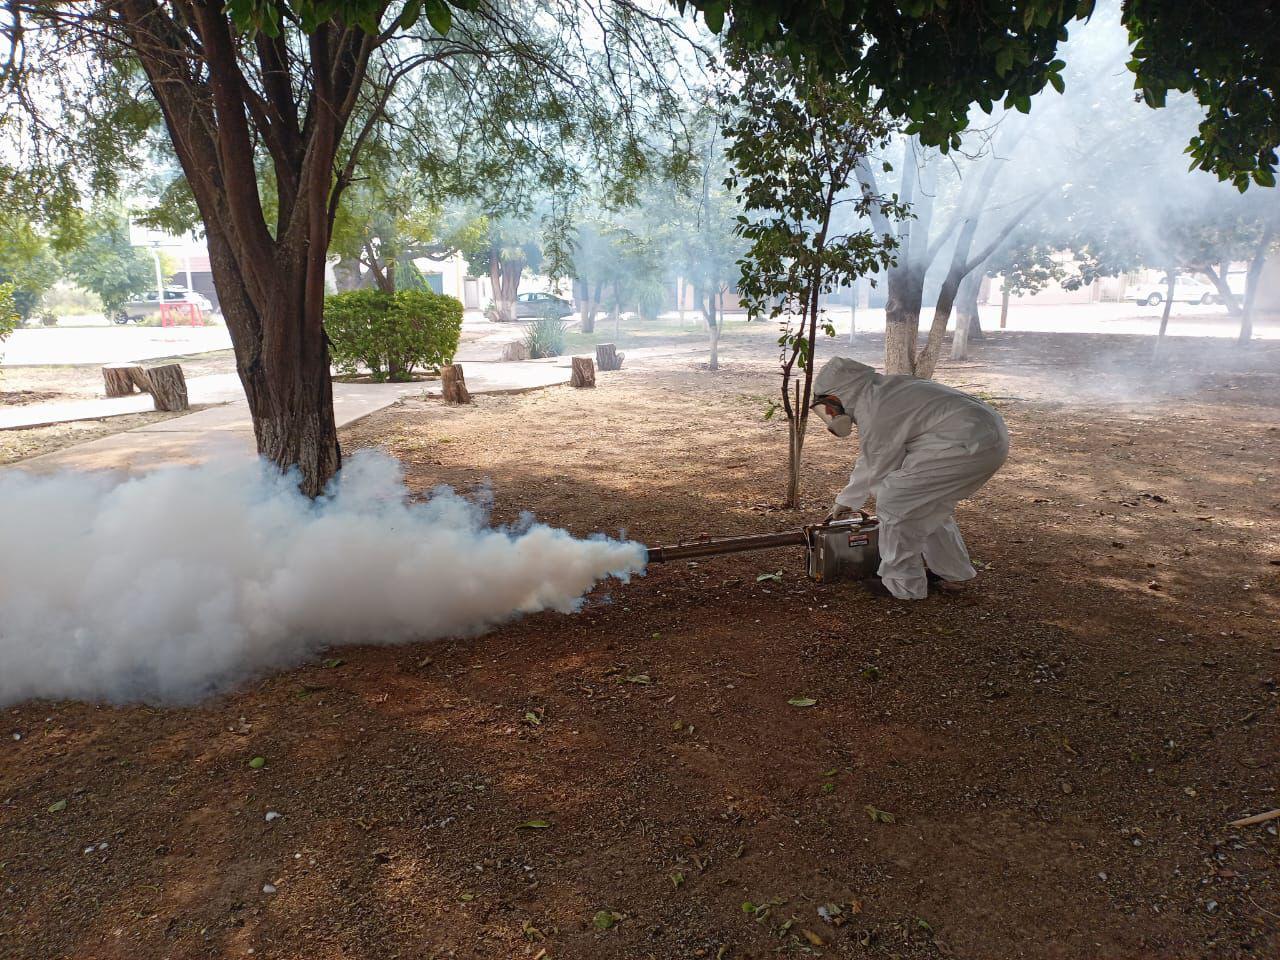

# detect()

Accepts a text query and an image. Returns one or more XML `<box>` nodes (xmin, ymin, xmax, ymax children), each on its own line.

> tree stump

<box><xmin>499</xmin><ymin>341</ymin><xmax>529</xmax><ymax>362</ymax></box>
<box><xmin>441</xmin><ymin>363</ymin><xmax>471</xmax><ymax>404</ymax></box>
<box><xmin>145</xmin><ymin>363</ymin><xmax>189</xmax><ymax>411</ymax></box>
<box><xmin>595</xmin><ymin>342</ymin><xmax>624</xmax><ymax>371</ymax></box>
<box><xmin>102</xmin><ymin>363</ymin><xmax>147</xmax><ymax>397</ymax></box>
<box><xmin>570</xmin><ymin>356</ymin><xmax>596</xmax><ymax>388</ymax></box>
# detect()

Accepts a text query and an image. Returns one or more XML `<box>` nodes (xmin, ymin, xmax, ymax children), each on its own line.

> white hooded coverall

<box><xmin>812</xmin><ymin>357</ymin><xmax>1009</xmax><ymax>600</ymax></box>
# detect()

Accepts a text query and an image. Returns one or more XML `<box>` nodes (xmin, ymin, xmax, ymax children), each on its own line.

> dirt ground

<box><xmin>2</xmin><ymin>326</ymin><xmax>1277</xmax><ymax>960</ymax></box>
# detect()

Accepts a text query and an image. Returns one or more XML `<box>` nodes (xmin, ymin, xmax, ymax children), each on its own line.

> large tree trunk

<box><xmin>1199</xmin><ymin>263</ymin><xmax>1241</xmax><ymax>315</ymax></box>
<box><xmin>883</xmin><ymin>267</ymin><xmax>925</xmax><ymax>375</ymax></box>
<box><xmin>697</xmin><ymin>282</ymin><xmax>720</xmax><ymax>371</ymax></box>
<box><xmin>951</xmin><ymin>271</ymin><xmax>984</xmax><ymax>360</ymax></box>
<box><xmin>489</xmin><ymin>246</ymin><xmax>523</xmax><ymax>323</ymax></box>
<box><xmin>1152</xmin><ymin>271</ymin><xmax>1176</xmax><ymax>362</ymax></box>
<box><xmin>117</xmin><ymin>6</ymin><xmax>375</xmax><ymax>497</ymax></box>
<box><xmin>1239</xmin><ymin>220</ymin><xmax>1275</xmax><ymax>345</ymax></box>
<box><xmin>332</xmin><ymin>256</ymin><xmax>364</xmax><ymax>292</ymax></box>
<box><xmin>847</xmin><ymin>278</ymin><xmax>858</xmax><ymax>343</ymax></box>
<box><xmin>579</xmin><ymin>279</ymin><xmax>602</xmax><ymax>334</ymax></box>
<box><xmin>209</xmin><ymin>227</ymin><xmax>340</xmax><ymax>497</ymax></box>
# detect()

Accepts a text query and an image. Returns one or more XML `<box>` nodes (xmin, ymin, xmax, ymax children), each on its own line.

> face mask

<box><xmin>813</xmin><ymin>402</ymin><xmax>854</xmax><ymax>438</ymax></box>
<box><xmin>826</xmin><ymin>413</ymin><xmax>854</xmax><ymax>438</ymax></box>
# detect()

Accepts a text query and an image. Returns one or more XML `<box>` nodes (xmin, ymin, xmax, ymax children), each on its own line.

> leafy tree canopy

<box><xmin>0</xmin><ymin>215</ymin><xmax>60</xmax><ymax>320</ymax></box>
<box><xmin>677</xmin><ymin>0</ymin><xmax>1278</xmax><ymax>189</ymax></box>
<box><xmin>61</xmin><ymin>206</ymin><xmax>156</xmax><ymax>312</ymax></box>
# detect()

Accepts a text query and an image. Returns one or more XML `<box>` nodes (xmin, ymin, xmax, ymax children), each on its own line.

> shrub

<box><xmin>635</xmin><ymin>276</ymin><xmax>666</xmax><ymax>322</ymax></box>
<box><xmin>325</xmin><ymin>288</ymin><xmax>463</xmax><ymax>381</ymax></box>
<box><xmin>522</xmin><ymin>316</ymin><xmax>567</xmax><ymax>359</ymax></box>
<box><xmin>0</xmin><ymin>283</ymin><xmax>18</xmax><ymax>358</ymax></box>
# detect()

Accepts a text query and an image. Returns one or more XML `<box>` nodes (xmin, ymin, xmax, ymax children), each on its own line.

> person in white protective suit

<box><xmin>810</xmin><ymin>357</ymin><xmax>1009</xmax><ymax>600</ymax></box>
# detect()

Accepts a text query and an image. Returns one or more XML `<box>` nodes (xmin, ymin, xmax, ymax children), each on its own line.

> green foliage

<box><xmin>521</xmin><ymin>316</ymin><xmax>567</xmax><ymax>359</ymax></box>
<box><xmin>62</xmin><ymin>208</ymin><xmax>155</xmax><ymax>311</ymax></box>
<box><xmin>1122</xmin><ymin>1</ymin><xmax>1278</xmax><ymax>190</ymax></box>
<box><xmin>572</xmin><ymin>216</ymin><xmax>667</xmax><ymax>320</ymax></box>
<box><xmin>993</xmin><ymin>244</ymin><xmax>1065</xmax><ymax>298</ymax></box>
<box><xmin>692</xmin><ymin>1</ymin><xmax>1088</xmax><ymax>153</ymax></box>
<box><xmin>0</xmin><ymin>217</ymin><xmax>60</xmax><ymax>320</ymax></box>
<box><xmin>697</xmin><ymin>0</ymin><xmax>1278</xmax><ymax>189</ymax></box>
<box><xmin>0</xmin><ymin>283</ymin><xmax>19</xmax><ymax>355</ymax></box>
<box><xmin>724</xmin><ymin>49</ymin><xmax>904</xmax><ymax>364</ymax></box>
<box><xmin>634</xmin><ymin>274</ymin><xmax>667</xmax><ymax>322</ymax></box>
<box><xmin>324</xmin><ymin>288</ymin><xmax>462</xmax><ymax>381</ymax></box>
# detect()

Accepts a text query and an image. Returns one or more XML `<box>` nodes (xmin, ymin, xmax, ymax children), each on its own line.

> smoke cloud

<box><xmin>0</xmin><ymin>452</ymin><xmax>645</xmax><ymax>707</ymax></box>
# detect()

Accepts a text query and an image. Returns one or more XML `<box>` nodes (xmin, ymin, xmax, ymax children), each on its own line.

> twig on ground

<box><xmin>1228</xmin><ymin>809</ymin><xmax>1280</xmax><ymax>828</ymax></box>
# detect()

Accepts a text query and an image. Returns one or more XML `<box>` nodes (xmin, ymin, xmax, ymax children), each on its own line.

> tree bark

<box><xmin>847</xmin><ymin>278</ymin><xmax>858</xmax><ymax>343</ymax></box>
<box><xmin>570</xmin><ymin>356</ymin><xmax>596</xmax><ymax>388</ymax></box>
<box><xmin>332</xmin><ymin>256</ymin><xmax>364</xmax><ymax>292</ymax></box>
<box><xmin>951</xmin><ymin>271</ymin><xmax>984</xmax><ymax>360</ymax></box>
<box><xmin>698</xmin><ymin>282</ymin><xmax>720</xmax><ymax>371</ymax></box>
<box><xmin>500</xmin><ymin>341</ymin><xmax>529</xmax><ymax>362</ymax></box>
<box><xmin>595</xmin><ymin>343</ymin><xmax>623</xmax><ymax>371</ymax></box>
<box><xmin>208</xmin><ymin>226</ymin><xmax>342</xmax><ymax>498</ymax></box>
<box><xmin>1153</xmin><ymin>271</ymin><xmax>1176</xmax><ymax>362</ymax></box>
<box><xmin>103</xmin><ymin>363</ymin><xmax>145</xmax><ymax>397</ymax></box>
<box><xmin>883</xmin><ymin>268</ymin><xmax>924</xmax><ymax>375</ymax></box>
<box><xmin>579</xmin><ymin>279</ymin><xmax>602</xmax><ymax>333</ymax></box>
<box><xmin>1198</xmin><ymin>263</ymin><xmax>1241</xmax><ymax>315</ymax></box>
<box><xmin>441</xmin><ymin>363</ymin><xmax>471</xmax><ymax>403</ymax></box>
<box><xmin>999</xmin><ymin>282</ymin><xmax>1011</xmax><ymax>329</ymax></box>
<box><xmin>489</xmin><ymin>246</ymin><xmax>523</xmax><ymax>323</ymax></box>
<box><xmin>1239</xmin><ymin>220</ymin><xmax>1275</xmax><ymax>345</ymax></box>
<box><xmin>146</xmin><ymin>363</ymin><xmax>189</xmax><ymax>411</ymax></box>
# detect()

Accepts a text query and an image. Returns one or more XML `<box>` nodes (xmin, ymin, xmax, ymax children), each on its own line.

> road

<box><xmin>5</xmin><ymin>302</ymin><xmax>1273</xmax><ymax>371</ymax></box>
<box><xmin>2</xmin><ymin>323</ymin><xmax>234</xmax><ymax>366</ymax></box>
<box><xmin>827</xmin><ymin>300</ymin><xmax>1279</xmax><ymax>340</ymax></box>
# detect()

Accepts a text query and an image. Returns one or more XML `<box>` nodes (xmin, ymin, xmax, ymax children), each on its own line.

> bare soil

<box><xmin>2</xmin><ymin>327</ymin><xmax>1277</xmax><ymax>960</ymax></box>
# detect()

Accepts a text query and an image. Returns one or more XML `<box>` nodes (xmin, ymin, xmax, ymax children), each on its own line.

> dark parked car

<box><xmin>513</xmin><ymin>291</ymin><xmax>573</xmax><ymax>319</ymax></box>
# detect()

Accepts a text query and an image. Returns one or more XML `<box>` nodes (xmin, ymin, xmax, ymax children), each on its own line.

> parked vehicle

<box><xmin>513</xmin><ymin>291</ymin><xmax>573</xmax><ymax>319</ymax></box>
<box><xmin>1132</xmin><ymin>276</ymin><xmax>1218</xmax><ymax>307</ymax></box>
<box><xmin>113</xmin><ymin>287</ymin><xmax>212</xmax><ymax>324</ymax></box>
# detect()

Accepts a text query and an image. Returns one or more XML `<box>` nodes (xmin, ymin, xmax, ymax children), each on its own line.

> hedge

<box><xmin>324</xmin><ymin>288</ymin><xmax>463</xmax><ymax>381</ymax></box>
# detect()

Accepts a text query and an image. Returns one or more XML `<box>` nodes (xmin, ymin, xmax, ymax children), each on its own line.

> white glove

<box><xmin>825</xmin><ymin>503</ymin><xmax>857</xmax><ymax>523</ymax></box>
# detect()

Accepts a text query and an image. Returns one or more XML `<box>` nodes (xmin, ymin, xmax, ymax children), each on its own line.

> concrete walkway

<box><xmin>0</xmin><ymin>373</ymin><xmax>247</xmax><ymax>430</ymax></box>
<box><xmin>11</xmin><ymin>360</ymin><xmax>569</xmax><ymax>476</ymax></box>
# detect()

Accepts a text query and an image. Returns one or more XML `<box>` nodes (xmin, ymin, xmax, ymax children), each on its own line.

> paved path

<box><xmin>0</xmin><ymin>373</ymin><xmax>247</xmax><ymax>430</ymax></box>
<box><xmin>10</xmin><ymin>361</ymin><xmax>569</xmax><ymax>476</ymax></box>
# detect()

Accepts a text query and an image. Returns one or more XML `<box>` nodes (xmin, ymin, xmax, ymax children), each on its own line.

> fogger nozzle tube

<box><xmin>645</xmin><ymin>530</ymin><xmax>807</xmax><ymax>564</ymax></box>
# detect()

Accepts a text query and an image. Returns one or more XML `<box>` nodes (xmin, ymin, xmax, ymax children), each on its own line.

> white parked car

<box><xmin>1132</xmin><ymin>276</ymin><xmax>1218</xmax><ymax>307</ymax></box>
<box><xmin>113</xmin><ymin>287</ymin><xmax>213</xmax><ymax>324</ymax></box>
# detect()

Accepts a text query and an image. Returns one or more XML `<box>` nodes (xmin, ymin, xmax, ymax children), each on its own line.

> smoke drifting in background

<box><xmin>0</xmin><ymin>453</ymin><xmax>646</xmax><ymax>707</ymax></box>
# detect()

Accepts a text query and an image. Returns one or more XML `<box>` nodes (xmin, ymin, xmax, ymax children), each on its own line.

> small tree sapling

<box><xmin>724</xmin><ymin>49</ymin><xmax>904</xmax><ymax>508</ymax></box>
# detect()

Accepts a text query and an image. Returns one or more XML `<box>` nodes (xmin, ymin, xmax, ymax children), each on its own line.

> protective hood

<box><xmin>812</xmin><ymin>357</ymin><xmax>882</xmax><ymax>418</ymax></box>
